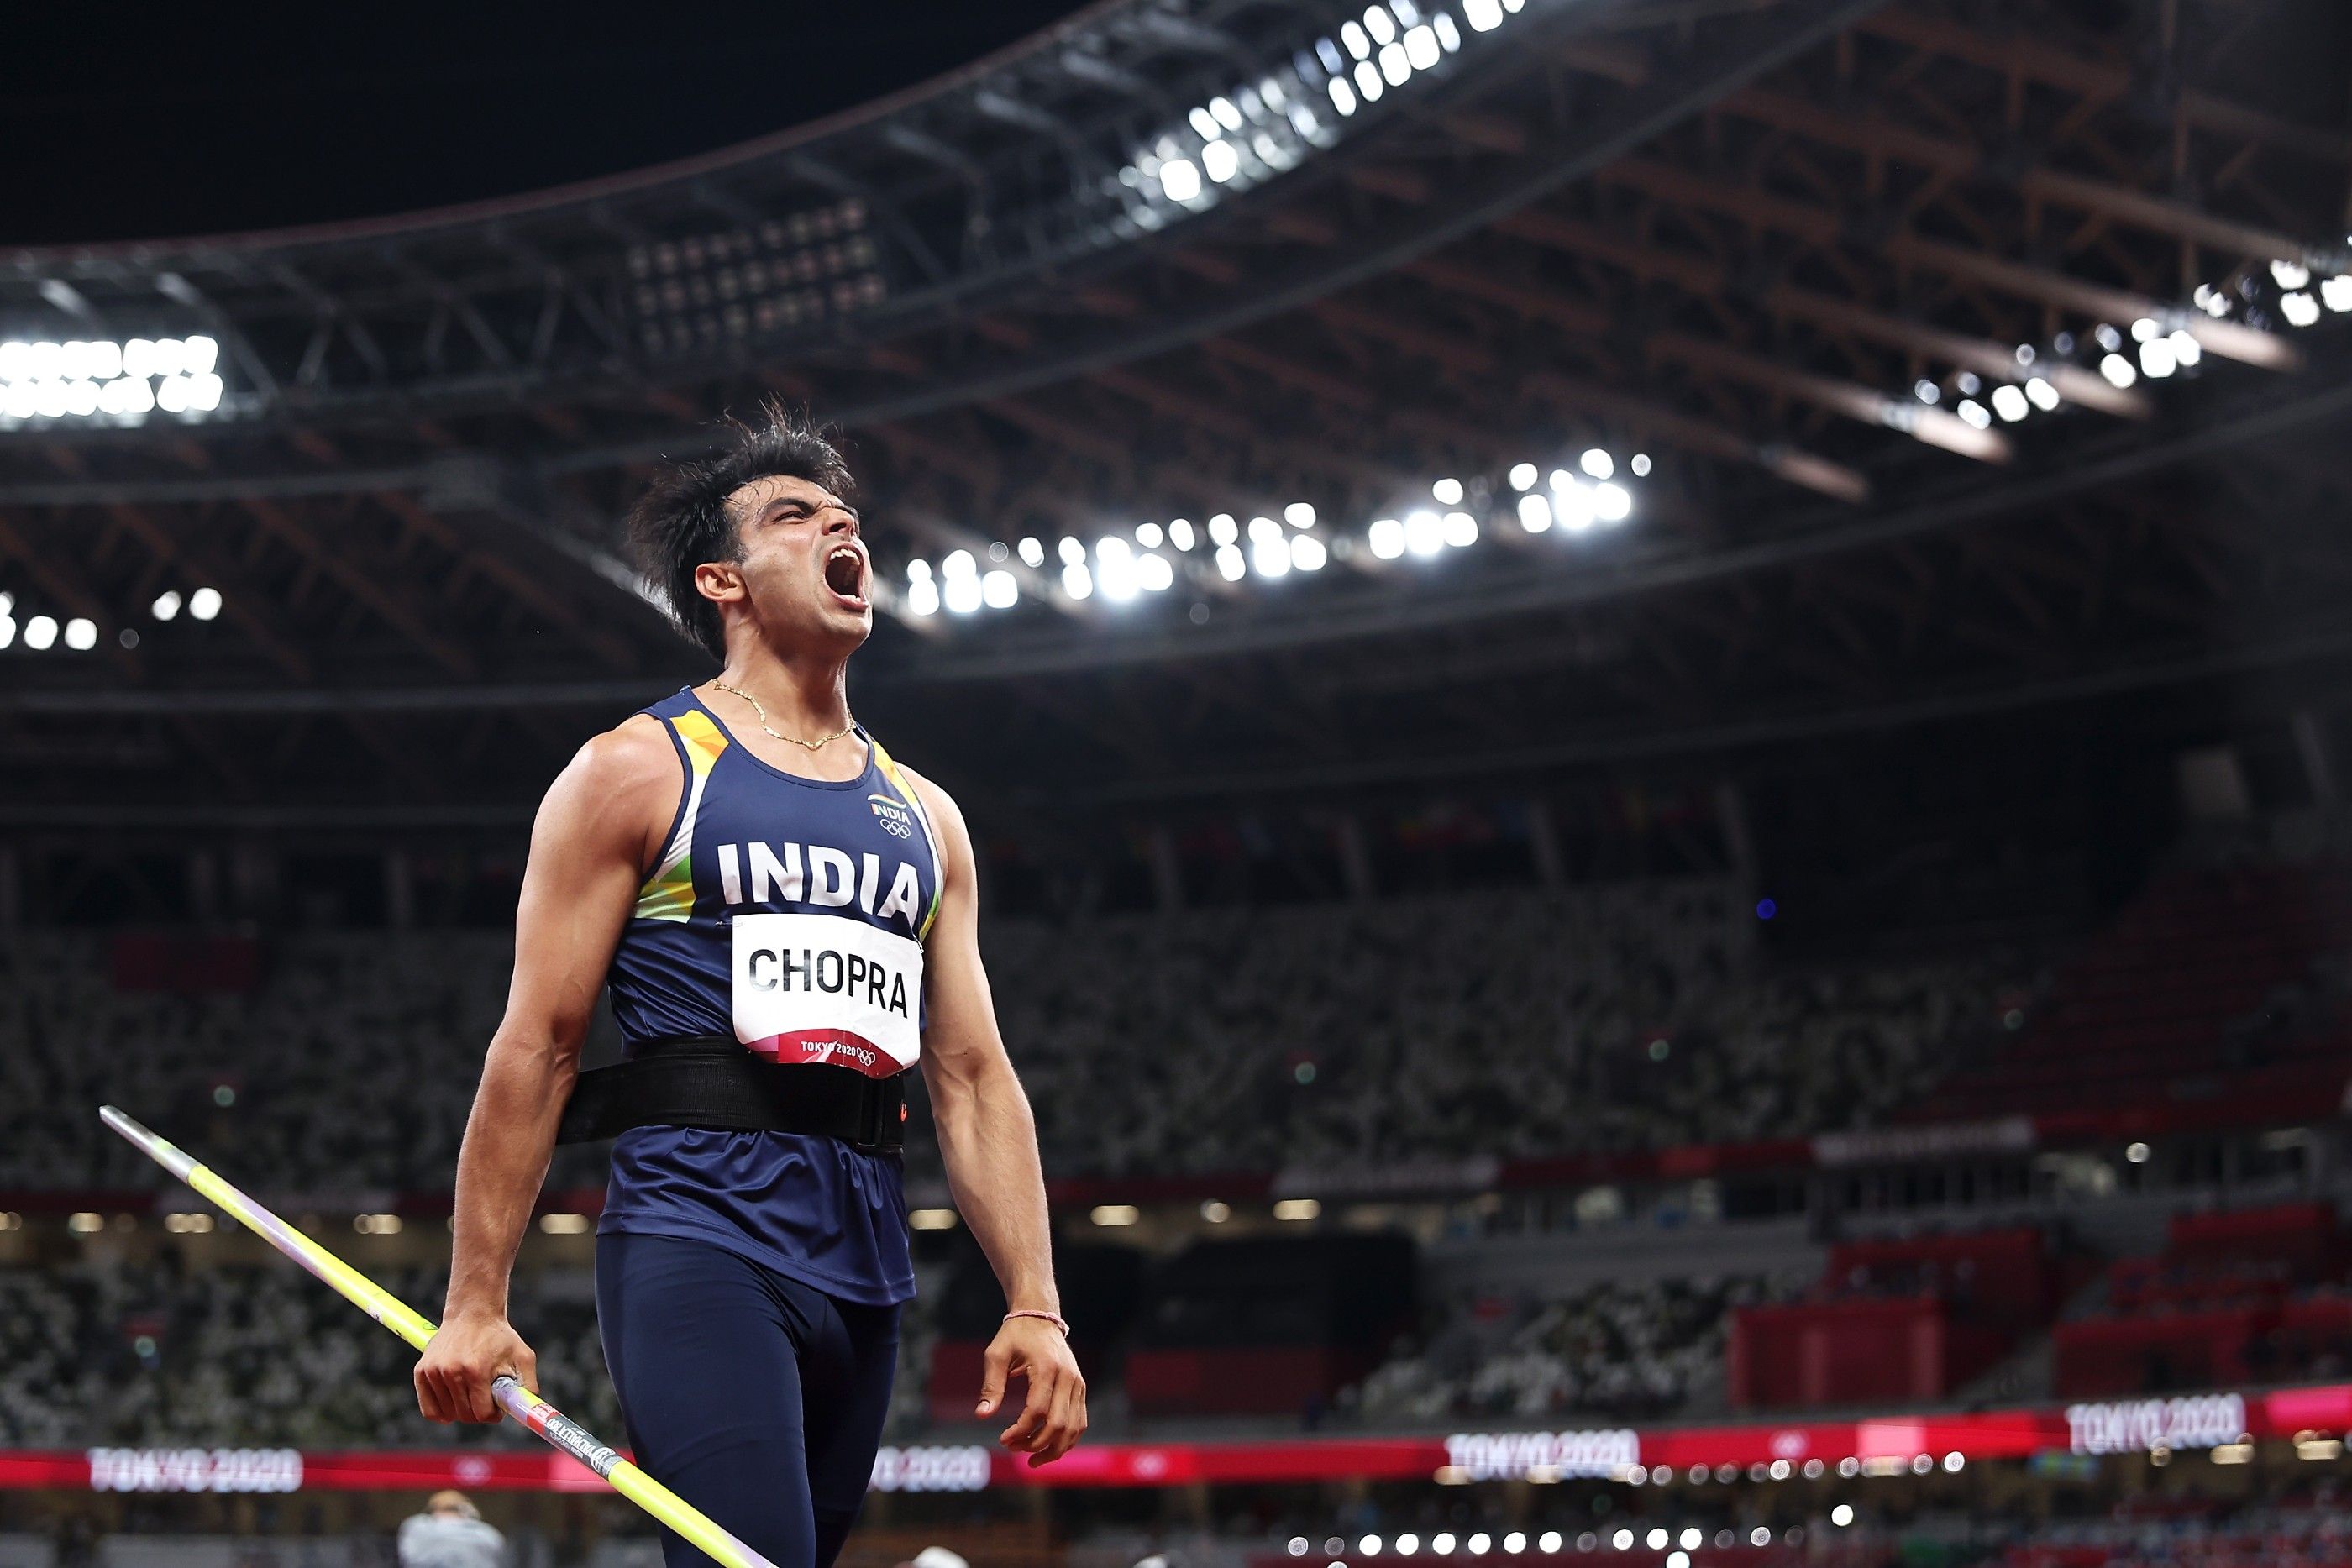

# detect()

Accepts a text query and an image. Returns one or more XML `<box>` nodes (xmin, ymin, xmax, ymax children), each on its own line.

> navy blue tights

<box><xmin>596</xmin><ymin>1233</ymin><xmax>901</xmax><ymax>1568</ymax></box>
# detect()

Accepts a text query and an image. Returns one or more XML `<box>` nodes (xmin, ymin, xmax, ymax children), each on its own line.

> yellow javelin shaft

<box><xmin>100</xmin><ymin>1105</ymin><xmax>778</xmax><ymax>1568</ymax></box>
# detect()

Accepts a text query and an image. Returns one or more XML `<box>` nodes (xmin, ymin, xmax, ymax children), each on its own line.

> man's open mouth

<box><xmin>823</xmin><ymin>545</ymin><xmax>868</xmax><ymax>606</ymax></box>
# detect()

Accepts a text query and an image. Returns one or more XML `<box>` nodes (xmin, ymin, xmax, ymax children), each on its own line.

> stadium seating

<box><xmin>1904</xmin><ymin>863</ymin><xmax>2352</xmax><ymax>1125</ymax></box>
<box><xmin>1730</xmin><ymin>1226</ymin><xmax>2070</xmax><ymax>1409</ymax></box>
<box><xmin>0</xmin><ymin>880</ymin><xmax>2021</xmax><ymax>1193</ymax></box>
<box><xmin>2055</xmin><ymin>1203</ymin><xmax>2352</xmax><ymax>1398</ymax></box>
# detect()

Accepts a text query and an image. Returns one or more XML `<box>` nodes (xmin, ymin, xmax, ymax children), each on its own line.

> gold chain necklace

<box><xmin>705</xmin><ymin>681</ymin><xmax>857</xmax><ymax>753</ymax></box>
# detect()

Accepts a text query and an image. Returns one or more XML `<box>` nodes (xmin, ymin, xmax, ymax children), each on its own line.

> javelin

<box><xmin>100</xmin><ymin>1105</ymin><xmax>778</xmax><ymax>1568</ymax></box>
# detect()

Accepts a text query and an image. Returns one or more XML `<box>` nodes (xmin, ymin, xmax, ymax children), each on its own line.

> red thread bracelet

<box><xmin>1004</xmin><ymin>1308</ymin><xmax>1070</xmax><ymax>1335</ymax></box>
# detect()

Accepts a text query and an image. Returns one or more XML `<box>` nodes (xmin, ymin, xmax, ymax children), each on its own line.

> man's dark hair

<box><xmin>625</xmin><ymin>403</ymin><xmax>859</xmax><ymax>658</ymax></box>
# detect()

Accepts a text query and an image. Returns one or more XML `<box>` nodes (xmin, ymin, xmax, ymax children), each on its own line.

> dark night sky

<box><xmin>3</xmin><ymin>3</ymin><xmax>1092</xmax><ymax>246</ymax></box>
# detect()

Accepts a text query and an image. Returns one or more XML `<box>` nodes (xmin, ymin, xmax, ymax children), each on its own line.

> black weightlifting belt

<box><xmin>557</xmin><ymin>1035</ymin><xmax>906</xmax><ymax>1154</ymax></box>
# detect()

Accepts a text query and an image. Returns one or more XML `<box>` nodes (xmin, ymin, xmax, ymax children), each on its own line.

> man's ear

<box><xmin>693</xmin><ymin>559</ymin><xmax>746</xmax><ymax>607</ymax></box>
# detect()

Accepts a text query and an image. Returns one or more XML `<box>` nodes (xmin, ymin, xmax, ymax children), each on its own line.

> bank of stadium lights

<box><xmin>1915</xmin><ymin>249</ymin><xmax>2352</xmax><ymax>428</ymax></box>
<box><xmin>899</xmin><ymin>458</ymin><xmax>1637</xmax><ymax>620</ymax></box>
<box><xmin>0</xmin><ymin>336</ymin><xmax>223</xmax><ymax>427</ymax></box>
<box><xmin>1120</xmin><ymin>0</ymin><xmax>1517</xmax><ymax>223</ymax></box>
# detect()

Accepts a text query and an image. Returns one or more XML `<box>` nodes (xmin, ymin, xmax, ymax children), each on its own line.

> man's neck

<box><xmin>710</xmin><ymin>642</ymin><xmax>853</xmax><ymax>742</ymax></box>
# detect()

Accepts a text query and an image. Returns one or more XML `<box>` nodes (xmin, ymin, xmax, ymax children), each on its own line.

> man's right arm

<box><xmin>412</xmin><ymin>717</ymin><xmax>677</xmax><ymax>1425</ymax></box>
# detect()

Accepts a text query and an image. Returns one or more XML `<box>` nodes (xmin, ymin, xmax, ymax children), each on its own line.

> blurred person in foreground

<box><xmin>413</xmin><ymin>406</ymin><xmax>1084</xmax><ymax>1566</ymax></box>
<box><xmin>398</xmin><ymin>1492</ymin><xmax>503</xmax><ymax>1568</ymax></box>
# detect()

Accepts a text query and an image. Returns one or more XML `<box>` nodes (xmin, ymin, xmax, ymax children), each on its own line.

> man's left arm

<box><xmin>909</xmin><ymin>769</ymin><xmax>1087</xmax><ymax>1466</ymax></box>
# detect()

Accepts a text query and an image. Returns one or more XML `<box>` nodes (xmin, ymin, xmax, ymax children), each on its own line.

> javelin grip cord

<box><xmin>98</xmin><ymin>1104</ymin><xmax>777</xmax><ymax>1568</ymax></box>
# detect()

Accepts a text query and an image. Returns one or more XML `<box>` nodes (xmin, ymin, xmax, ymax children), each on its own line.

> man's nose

<box><xmin>824</xmin><ymin>509</ymin><xmax>860</xmax><ymax>538</ymax></box>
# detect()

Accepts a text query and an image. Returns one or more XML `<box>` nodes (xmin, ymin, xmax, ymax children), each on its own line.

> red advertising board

<box><xmin>8</xmin><ymin>1383</ymin><xmax>2347</xmax><ymax>1496</ymax></box>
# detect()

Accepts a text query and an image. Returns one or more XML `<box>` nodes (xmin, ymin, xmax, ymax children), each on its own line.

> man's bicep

<box><xmin>501</xmin><ymin>733</ymin><xmax>672</xmax><ymax>1044</ymax></box>
<box><xmin>910</xmin><ymin>771</ymin><xmax>1012</xmax><ymax>1075</ymax></box>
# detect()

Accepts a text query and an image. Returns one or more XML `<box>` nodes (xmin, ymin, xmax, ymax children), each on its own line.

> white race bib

<box><xmin>731</xmin><ymin>912</ymin><xmax>922</xmax><ymax>1078</ymax></box>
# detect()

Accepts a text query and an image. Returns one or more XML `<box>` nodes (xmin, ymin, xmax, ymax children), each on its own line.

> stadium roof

<box><xmin>3</xmin><ymin>0</ymin><xmax>2349</xmax><ymax>823</ymax></box>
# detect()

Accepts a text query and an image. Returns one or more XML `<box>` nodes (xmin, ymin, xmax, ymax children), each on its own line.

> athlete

<box><xmin>413</xmin><ymin>406</ymin><xmax>1084</xmax><ymax>1567</ymax></box>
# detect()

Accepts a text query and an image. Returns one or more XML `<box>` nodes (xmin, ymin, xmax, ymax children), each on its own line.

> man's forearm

<box><xmin>934</xmin><ymin>1063</ymin><xmax>1058</xmax><ymax>1312</ymax></box>
<box><xmin>444</xmin><ymin>1034</ymin><xmax>576</xmax><ymax>1320</ymax></box>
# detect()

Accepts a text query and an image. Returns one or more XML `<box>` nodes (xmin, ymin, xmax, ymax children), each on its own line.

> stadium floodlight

<box><xmin>1646</xmin><ymin>1530</ymin><xmax>1667</xmax><ymax>1550</ymax></box>
<box><xmin>2139</xmin><ymin>337</ymin><xmax>2179</xmax><ymax>378</ymax></box>
<box><xmin>1428</xmin><ymin>1537</ymin><xmax>1455</xmax><ymax>1556</ymax></box>
<box><xmin>0</xmin><ymin>335</ymin><xmax>225</xmax><ymax>428</ymax></box>
<box><xmin>0</xmin><ymin>616</ymin><xmax>17</xmax><ymax>649</ymax></box>
<box><xmin>151</xmin><ymin>590</ymin><xmax>183</xmax><ymax>621</ymax></box>
<box><xmin>1394</xmin><ymin>1537</ymin><xmax>1419</xmax><ymax>1556</ymax></box>
<box><xmin>905</xmin><ymin>579</ymin><xmax>941</xmax><ymax>616</ymax></box>
<box><xmin>2281</xmin><ymin>291</ymin><xmax>2322</xmax><ymax>327</ymax></box>
<box><xmin>1251</xmin><ymin>533</ymin><xmax>1294</xmax><ymax>577</ymax></box>
<box><xmin>1507</xmin><ymin>461</ymin><xmax>1538</xmax><ymax>491</ymax></box>
<box><xmin>1989</xmin><ymin>384</ymin><xmax>2029</xmax><ymax>422</ymax></box>
<box><xmin>2099</xmin><ymin>353</ymin><xmax>2139</xmax><ymax>389</ymax></box>
<box><xmin>2323</xmin><ymin>275</ymin><xmax>2352</xmax><ymax>312</ymax></box>
<box><xmin>1137</xmin><ymin>553</ymin><xmax>1176</xmax><ymax>592</ymax></box>
<box><xmin>1291</xmin><ymin>534</ymin><xmax>1328</xmax><ymax>571</ymax></box>
<box><xmin>1016</xmin><ymin>537</ymin><xmax>1044</xmax><ymax>567</ymax></box>
<box><xmin>2130</xmin><ymin>317</ymin><xmax>2162</xmax><ymax>343</ymax></box>
<box><xmin>1159</xmin><ymin>158</ymin><xmax>1204</xmax><ymax>202</ymax></box>
<box><xmin>980</xmin><ymin>570</ymin><xmax>1018</xmax><ymax>609</ymax></box>
<box><xmin>1058</xmin><ymin>537</ymin><xmax>1086</xmax><ymax>567</ymax></box>
<box><xmin>1580</xmin><ymin>448</ymin><xmax>1614</xmax><ymax>480</ymax></box>
<box><xmin>1500</xmin><ymin>1536</ymin><xmax>1524</xmax><ymax>1555</ymax></box>
<box><xmin>1630</xmin><ymin>453</ymin><xmax>1651</xmax><ymax>476</ymax></box>
<box><xmin>1403</xmin><ymin>510</ymin><xmax>1445</xmax><ymax>557</ymax></box>
<box><xmin>1592</xmin><ymin>482</ymin><xmax>1633</xmax><ymax>523</ymax></box>
<box><xmin>1215</xmin><ymin>543</ymin><xmax>1247</xmax><ymax>581</ymax></box>
<box><xmin>1359</xmin><ymin>1539</ymin><xmax>1382</xmax><ymax>1557</ymax></box>
<box><xmin>1168</xmin><ymin>518</ymin><xmax>1197</xmax><ymax>550</ymax></box>
<box><xmin>1284</xmin><ymin>501</ymin><xmax>1317</xmax><ymax>527</ymax></box>
<box><xmin>1956</xmin><ymin>399</ymin><xmax>1992</xmax><ymax>429</ymax></box>
<box><xmin>1208</xmin><ymin>513</ymin><xmax>1240</xmax><ymax>547</ymax></box>
<box><xmin>1749</xmin><ymin>1529</ymin><xmax>1771</xmax><ymax>1548</ymax></box>
<box><xmin>2170</xmin><ymin>330</ymin><xmax>2202</xmax><ymax>365</ymax></box>
<box><xmin>1516</xmin><ymin>494</ymin><xmax>1554</xmax><ymax>532</ymax></box>
<box><xmin>1061</xmin><ymin>562</ymin><xmax>1095</xmax><ymax>600</ymax></box>
<box><xmin>1553</xmin><ymin>480</ymin><xmax>1594</xmax><ymax>532</ymax></box>
<box><xmin>63</xmin><ymin>617</ymin><xmax>96</xmax><ymax>651</ymax></box>
<box><xmin>2272</xmin><ymin>260</ymin><xmax>2313</xmax><ymax>290</ymax></box>
<box><xmin>1403</xmin><ymin>24</ymin><xmax>1441</xmax><ymax>69</ymax></box>
<box><xmin>1202</xmin><ymin>140</ymin><xmax>1242</xmax><ymax>184</ymax></box>
<box><xmin>1368</xmin><ymin>517</ymin><xmax>1405</xmax><ymax>559</ymax></box>
<box><xmin>1247</xmin><ymin>515</ymin><xmax>1283</xmax><ymax>544</ymax></box>
<box><xmin>1441</xmin><ymin>511</ymin><xmax>1477</xmax><ymax>548</ymax></box>
<box><xmin>1431</xmin><ymin>477</ymin><xmax>1463</xmax><ymax>505</ymax></box>
<box><xmin>1136</xmin><ymin>521</ymin><xmax>1164</xmax><ymax>548</ymax></box>
<box><xmin>1354</xmin><ymin>60</ymin><xmax>1384</xmax><ymax>102</ymax></box>
<box><xmin>1536</xmin><ymin>1536</ymin><xmax>1561</xmax><ymax>1555</ymax></box>
<box><xmin>24</xmin><ymin>616</ymin><xmax>58</xmax><ymax>651</ymax></box>
<box><xmin>1610</xmin><ymin>1532</ymin><xmax>1632</xmax><ymax>1551</ymax></box>
<box><xmin>2025</xmin><ymin>376</ymin><xmax>2061</xmax><ymax>411</ymax></box>
<box><xmin>1464</xmin><ymin>1536</ymin><xmax>1488</xmax><ymax>1555</ymax></box>
<box><xmin>1329</xmin><ymin>76</ymin><xmax>1359</xmax><ymax>116</ymax></box>
<box><xmin>1830</xmin><ymin>1506</ymin><xmax>1854</xmax><ymax>1528</ymax></box>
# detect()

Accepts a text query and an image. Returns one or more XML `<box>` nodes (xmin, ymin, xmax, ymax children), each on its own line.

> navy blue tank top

<box><xmin>597</xmin><ymin>688</ymin><xmax>942</xmax><ymax>1306</ymax></box>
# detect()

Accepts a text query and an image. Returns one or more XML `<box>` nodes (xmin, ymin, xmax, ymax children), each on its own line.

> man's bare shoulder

<box><xmin>538</xmin><ymin>715</ymin><xmax>680</xmax><ymax>831</ymax></box>
<box><xmin>895</xmin><ymin>761</ymin><xmax>969</xmax><ymax>838</ymax></box>
<box><xmin>576</xmin><ymin>713</ymin><xmax>678</xmax><ymax>787</ymax></box>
